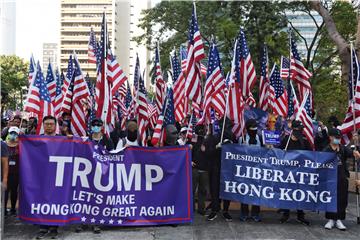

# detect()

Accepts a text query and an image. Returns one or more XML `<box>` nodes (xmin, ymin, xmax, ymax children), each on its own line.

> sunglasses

<box><xmin>92</xmin><ymin>123</ymin><xmax>103</xmax><ymax>127</ymax></box>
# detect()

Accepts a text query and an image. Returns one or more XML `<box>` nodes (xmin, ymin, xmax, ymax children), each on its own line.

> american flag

<box><xmin>228</xmin><ymin>39</ymin><xmax>245</xmax><ymax>138</ymax></box>
<box><xmin>86</xmin><ymin>73</ymin><xmax>97</xmax><ymax>134</ymax></box>
<box><xmin>154</xmin><ymin>44</ymin><xmax>166</xmax><ymax>114</ymax></box>
<box><xmin>28</xmin><ymin>55</ymin><xmax>36</xmax><ymax>84</ymax></box>
<box><xmin>133</xmin><ymin>55</ymin><xmax>140</xmax><ymax>94</ymax></box>
<box><xmin>199</xmin><ymin>42</ymin><xmax>225</xmax><ymax>124</ymax></box>
<box><xmin>238</xmin><ymin>29</ymin><xmax>256</xmax><ymax>97</ymax></box>
<box><xmin>53</xmin><ymin>69</ymin><xmax>63</xmax><ymax>118</ymax></box>
<box><xmin>107</xmin><ymin>50</ymin><xmax>127</xmax><ymax>96</ymax></box>
<box><xmin>269</xmin><ymin>64</ymin><xmax>288</xmax><ymax>117</ymax></box>
<box><xmin>187</xmin><ymin>110</ymin><xmax>198</xmax><ymax>140</ymax></box>
<box><xmin>180</xmin><ymin>45</ymin><xmax>207</xmax><ymax>76</ymax></box>
<box><xmin>171</xmin><ymin>50</ymin><xmax>186</xmax><ymax>122</ymax></box>
<box><xmin>148</xmin><ymin>102</ymin><xmax>158</xmax><ymax>130</ymax></box>
<box><xmin>245</xmin><ymin>93</ymin><xmax>256</xmax><ymax>108</ymax></box>
<box><xmin>296</xmin><ymin>91</ymin><xmax>314</xmax><ymax>149</ymax></box>
<box><xmin>339</xmin><ymin>44</ymin><xmax>360</xmax><ymax>144</ymax></box>
<box><xmin>45</xmin><ymin>62</ymin><xmax>57</xmax><ymax>102</ymax></box>
<box><xmin>24</xmin><ymin>62</ymin><xmax>53</xmax><ymax>135</ymax></box>
<box><xmin>287</xmin><ymin>81</ymin><xmax>299</xmax><ymax>120</ymax></box>
<box><xmin>280</xmin><ymin>56</ymin><xmax>290</xmax><ymax>79</ymax></box>
<box><xmin>71</xmin><ymin>55</ymin><xmax>90</xmax><ymax>136</ymax></box>
<box><xmin>258</xmin><ymin>46</ymin><xmax>269</xmax><ymax>111</ymax></box>
<box><xmin>136</xmin><ymin>73</ymin><xmax>149</xmax><ymax>146</ymax></box>
<box><xmin>125</xmin><ymin>81</ymin><xmax>135</xmax><ymax>119</ymax></box>
<box><xmin>185</xmin><ymin>3</ymin><xmax>205</xmax><ymax>116</ymax></box>
<box><xmin>88</xmin><ymin>27</ymin><xmax>98</xmax><ymax>65</ymax></box>
<box><xmin>152</xmin><ymin>88</ymin><xmax>176</xmax><ymax>146</ymax></box>
<box><xmin>290</xmin><ymin>34</ymin><xmax>312</xmax><ymax>101</ymax></box>
<box><xmin>95</xmin><ymin>12</ymin><xmax>113</xmax><ymax>136</ymax></box>
<box><xmin>61</xmin><ymin>68</ymin><xmax>74</xmax><ymax>114</ymax></box>
<box><xmin>63</xmin><ymin>55</ymin><xmax>73</xmax><ymax>96</ymax></box>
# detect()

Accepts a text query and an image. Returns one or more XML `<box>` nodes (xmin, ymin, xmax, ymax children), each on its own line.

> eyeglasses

<box><xmin>44</xmin><ymin>122</ymin><xmax>55</xmax><ymax>126</ymax></box>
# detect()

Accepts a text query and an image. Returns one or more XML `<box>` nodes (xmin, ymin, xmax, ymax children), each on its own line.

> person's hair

<box><xmin>42</xmin><ymin>115</ymin><xmax>57</xmax><ymax>124</ymax></box>
<box><xmin>13</xmin><ymin>115</ymin><xmax>21</xmax><ymax>121</ymax></box>
<box><xmin>62</xmin><ymin>112</ymin><xmax>71</xmax><ymax>118</ymax></box>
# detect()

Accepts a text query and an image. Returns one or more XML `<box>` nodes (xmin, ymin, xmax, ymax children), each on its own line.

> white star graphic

<box><xmin>109</xmin><ymin>219</ymin><xmax>114</xmax><ymax>224</ymax></box>
<box><xmin>94</xmin><ymin>145</ymin><xmax>99</xmax><ymax>150</ymax></box>
<box><xmin>91</xmin><ymin>218</ymin><xmax>96</xmax><ymax>223</ymax></box>
<box><xmin>81</xmin><ymin>216</ymin><xmax>86</xmax><ymax>222</ymax></box>
<box><xmin>117</xmin><ymin>219</ymin><xmax>123</xmax><ymax>224</ymax></box>
<box><xmin>100</xmin><ymin>219</ymin><xmax>105</xmax><ymax>224</ymax></box>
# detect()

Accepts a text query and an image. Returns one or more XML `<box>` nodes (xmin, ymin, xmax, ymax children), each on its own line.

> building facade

<box><xmin>0</xmin><ymin>0</ymin><xmax>16</xmax><ymax>55</ymax></box>
<box><xmin>43</xmin><ymin>43</ymin><xmax>58</xmax><ymax>71</ymax></box>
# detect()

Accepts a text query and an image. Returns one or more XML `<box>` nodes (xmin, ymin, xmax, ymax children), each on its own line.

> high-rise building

<box><xmin>43</xmin><ymin>43</ymin><xmax>58</xmax><ymax>71</ymax></box>
<box><xmin>60</xmin><ymin>0</ymin><xmax>113</xmax><ymax>79</ymax></box>
<box><xmin>0</xmin><ymin>0</ymin><xmax>16</xmax><ymax>55</ymax></box>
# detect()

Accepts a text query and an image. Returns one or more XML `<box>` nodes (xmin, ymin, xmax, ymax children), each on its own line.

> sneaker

<box><xmin>251</xmin><ymin>215</ymin><xmax>261</xmax><ymax>222</ymax></box>
<box><xmin>35</xmin><ymin>230</ymin><xmax>48</xmax><ymax>239</ymax></box>
<box><xmin>48</xmin><ymin>229</ymin><xmax>58</xmax><ymax>239</ymax></box>
<box><xmin>335</xmin><ymin>220</ymin><xmax>346</xmax><ymax>231</ymax></box>
<box><xmin>75</xmin><ymin>225</ymin><xmax>84</xmax><ymax>233</ymax></box>
<box><xmin>10</xmin><ymin>209</ymin><xmax>16</xmax><ymax>216</ymax></box>
<box><xmin>280</xmin><ymin>214</ymin><xmax>289</xmax><ymax>224</ymax></box>
<box><xmin>325</xmin><ymin>219</ymin><xmax>335</xmax><ymax>229</ymax></box>
<box><xmin>297</xmin><ymin>216</ymin><xmax>310</xmax><ymax>226</ymax></box>
<box><xmin>207</xmin><ymin>211</ymin><xmax>217</xmax><ymax>221</ymax></box>
<box><xmin>93</xmin><ymin>225</ymin><xmax>101</xmax><ymax>234</ymax></box>
<box><xmin>222</xmin><ymin>212</ymin><xmax>233</xmax><ymax>222</ymax></box>
<box><xmin>239</xmin><ymin>214</ymin><xmax>248</xmax><ymax>222</ymax></box>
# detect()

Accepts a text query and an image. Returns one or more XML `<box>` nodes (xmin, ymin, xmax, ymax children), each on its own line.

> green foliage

<box><xmin>0</xmin><ymin>55</ymin><xmax>29</xmax><ymax>109</ymax></box>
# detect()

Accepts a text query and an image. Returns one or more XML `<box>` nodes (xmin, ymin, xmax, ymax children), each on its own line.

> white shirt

<box><xmin>116</xmin><ymin>137</ymin><xmax>139</xmax><ymax>151</ymax></box>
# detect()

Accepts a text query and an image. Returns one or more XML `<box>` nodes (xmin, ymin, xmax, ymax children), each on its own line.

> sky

<box><xmin>15</xmin><ymin>0</ymin><xmax>60</xmax><ymax>61</ymax></box>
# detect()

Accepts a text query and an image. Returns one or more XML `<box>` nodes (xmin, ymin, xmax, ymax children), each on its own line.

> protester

<box><xmin>116</xmin><ymin>120</ymin><xmax>139</xmax><ymax>150</ymax></box>
<box><xmin>207</xmin><ymin>117</ymin><xmax>234</xmax><ymax>222</ymax></box>
<box><xmin>315</xmin><ymin>121</ymin><xmax>329</xmax><ymax>151</ymax></box>
<box><xmin>1</xmin><ymin>139</ymin><xmax>9</xmax><ymax>194</ymax></box>
<box><xmin>1</xmin><ymin>116</ymin><xmax>21</xmax><ymax>140</ymax></box>
<box><xmin>278</xmin><ymin>120</ymin><xmax>311</xmax><ymax>225</ymax></box>
<box><xmin>60</xmin><ymin>119</ymin><xmax>72</xmax><ymax>136</ymax></box>
<box><xmin>4</xmin><ymin>126</ymin><xmax>20</xmax><ymax>216</ymax></box>
<box><xmin>191</xmin><ymin>125</ymin><xmax>209</xmax><ymax>215</ymax></box>
<box><xmin>25</xmin><ymin>116</ymin><xmax>37</xmax><ymax>135</ymax></box>
<box><xmin>327</xmin><ymin>116</ymin><xmax>340</xmax><ymax>129</ymax></box>
<box><xmin>323</xmin><ymin>128</ymin><xmax>360</xmax><ymax>230</ymax></box>
<box><xmin>239</xmin><ymin>119</ymin><xmax>262</xmax><ymax>222</ymax></box>
<box><xmin>177</xmin><ymin>127</ymin><xmax>189</xmax><ymax>146</ymax></box>
<box><xmin>36</xmin><ymin>116</ymin><xmax>59</xmax><ymax>239</ymax></box>
<box><xmin>163</xmin><ymin>124</ymin><xmax>178</xmax><ymax>146</ymax></box>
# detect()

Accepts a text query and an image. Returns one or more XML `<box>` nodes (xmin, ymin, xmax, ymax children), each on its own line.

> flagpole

<box><xmin>220</xmin><ymin>86</ymin><xmax>230</xmax><ymax>144</ymax></box>
<box><xmin>185</xmin><ymin>110</ymin><xmax>194</xmax><ymax>141</ymax></box>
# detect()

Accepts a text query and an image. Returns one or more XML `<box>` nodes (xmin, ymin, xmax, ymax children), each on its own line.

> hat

<box><xmin>8</xmin><ymin>126</ymin><xmax>20</xmax><ymax>134</ymax></box>
<box><xmin>291</xmin><ymin>120</ymin><xmax>303</xmax><ymax>129</ymax></box>
<box><xmin>91</xmin><ymin>118</ymin><xmax>103</xmax><ymax>126</ymax></box>
<box><xmin>246</xmin><ymin>119</ymin><xmax>257</xmax><ymax>131</ymax></box>
<box><xmin>180</xmin><ymin>127</ymin><xmax>188</xmax><ymax>133</ymax></box>
<box><xmin>328</xmin><ymin>128</ymin><xmax>341</xmax><ymax>138</ymax></box>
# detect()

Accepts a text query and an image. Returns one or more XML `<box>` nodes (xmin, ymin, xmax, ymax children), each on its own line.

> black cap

<box><xmin>328</xmin><ymin>128</ymin><xmax>341</xmax><ymax>138</ymax></box>
<box><xmin>91</xmin><ymin>118</ymin><xmax>103</xmax><ymax>126</ymax></box>
<box><xmin>291</xmin><ymin>120</ymin><xmax>303</xmax><ymax>129</ymax></box>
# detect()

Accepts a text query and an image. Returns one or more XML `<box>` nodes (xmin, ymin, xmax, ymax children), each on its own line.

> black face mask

<box><xmin>127</xmin><ymin>130</ymin><xmax>137</xmax><ymax>142</ymax></box>
<box><xmin>293</xmin><ymin>130</ymin><xmax>303</xmax><ymax>139</ymax></box>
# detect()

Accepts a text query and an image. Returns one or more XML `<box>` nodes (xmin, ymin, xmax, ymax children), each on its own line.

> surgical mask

<box><xmin>91</xmin><ymin>126</ymin><xmax>101</xmax><ymax>133</ymax></box>
<box><xmin>333</xmin><ymin>138</ymin><xmax>341</xmax><ymax>145</ymax></box>
<box><xmin>127</xmin><ymin>130</ymin><xmax>138</xmax><ymax>142</ymax></box>
<box><xmin>9</xmin><ymin>133</ymin><xmax>18</xmax><ymax>141</ymax></box>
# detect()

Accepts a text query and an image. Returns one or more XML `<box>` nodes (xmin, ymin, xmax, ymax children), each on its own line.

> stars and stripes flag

<box><xmin>180</xmin><ymin>45</ymin><xmax>207</xmax><ymax>76</ymax></box>
<box><xmin>238</xmin><ymin>29</ymin><xmax>256</xmax><ymax>97</ymax></box>
<box><xmin>198</xmin><ymin>42</ymin><xmax>225</xmax><ymax>124</ymax></box>
<box><xmin>125</xmin><ymin>81</ymin><xmax>135</xmax><ymax>119</ymax></box>
<box><xmin>296</xmin><ymin>90</ymin><xmax>314</xmax><ymax>149</ymax></box>
<box><xmin>133</xmin><ymin>54</ymin><xmax>140</xmax><ymax>94</ymax></box>
<box><xmin>63</xmin><ymin>54</ymin><xmax>73</xmax><ymax>96</ymax></box>
<box><xmin>71</xmin><ymin>55</ymin><xmax>90</xmax><ymax>137</ymax></box>
<box><xmin>88</xmin><ymin>27</ymin><xmax>98</xmax><ymax>65</ymax></box>
<box><xmin>287</xmin><ymin>81</ymin><xmax>299</xmax><ymax>120</ymax></box>
<box><xmin>245</xmin><ymin>93</ymin><xmax>256</xmax><ymax>108</ymax></box>
<box><xmin>339</xmin><ymin>44</ymin><xmax>360</xmax><ymax>144</ymax></box>
<box><xmin>86</xmin><ymin>73</ymin><xmax>97</xmax><ymax>134</ymax></box>
<box><xmin>187</xmin><ymin>110</ymin><xmax>198</xmax><ymax>140</ymax></box>
<box><xmin>269</xmin><ymin>64</ymin><xmax>288</xmax><ymax>117</ymax></box>
<box><xmin>45</xmin><ymin>62</ymin><xmax>57</xmax><ymax>102</ymax></box>
<box><xmin>24</xmin><ymin>62</ymin><xmax>54</xmax><ymax>135</ymax></box>
<box><xmin>53</xmin><ymin>69</ymin><xmax>63</xmax><ymax>118</ymax></box>
<box><xmin>290</xmin><ymin>33</ymin><xmax>312</xmax><ymax>101</ymax></box>
<box><xmin>227</xmin><ymin>39</ymin><xmax>245</xmax><ymax>138</ymax></box>
<box><xmin>61</xmin><ymin>64</ymin><xmax>74</xmax><ymax>114</ymax></box>
<box><xmin>185</xmin><ymin>3</ymin><xmax>205</xmax><ymax>116</ymax></box>
<box><xmin>151</xmin><ymin>88</ymin><xmax>176</xmax><ymax>146</ymax></box>
<box><xmin>148</xmin><ymin>102</ymin><xmax>158</xmax><ymax>130</ymax></box>
<box><xmin>107</xmin><ymin>50</ymin><xmax>127</xmax><ymax>96</ymax></box>
<box><xmin>28</xmin><ymin>55</ymin><xmax>36</xmax><ymax>84</ymax></box>
<box><xmin>95</xmin><ymin>12</ymin><xmax>113</xmax><ymax>136</ymax></box>
<box><xmin>171</xmin><ymin>50</ymin><xmax>186</xmax><ymax>122</ymax></box>
<box><xmin>258</xmin><ymin>46</ymin><xmax>270</xmax><ymax>111</ymax></box>
<box><xmin>154</xmin><ymin>44</ymin><xmax>166</xmax><ymax>114</ymax></box>
<box><xmin>280</xmin><ymin>56</ymin><xmax>290</xmax><ymax>79</ymax></box>
<box><xmin>136</xmin><ymin>73</ymin><xmax>149</xmax><ymax>146</ymax></box>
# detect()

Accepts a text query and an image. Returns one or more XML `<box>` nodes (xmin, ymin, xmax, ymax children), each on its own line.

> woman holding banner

<box><xmin>324</xmin><ymin>128</ymin><xmax>360</xmax><ymax>230</ymax></box>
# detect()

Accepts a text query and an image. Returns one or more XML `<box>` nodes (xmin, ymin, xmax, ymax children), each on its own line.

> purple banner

<box><xmin>19</xmin><ymin>135</ymin><xmax>193</xmax><ymax>226</ymax></box>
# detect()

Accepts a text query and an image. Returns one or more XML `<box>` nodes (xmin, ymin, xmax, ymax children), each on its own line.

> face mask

<box><xmin>9</xmin><ymin>134</ymin><xmax>18</xmax><ymax>141</ymax></box>
<box><xmin>333</xmin><ymin>138</ymin><xmax>341</xmax><ymax>145</ymax></box>
<box><xmin>91</xmin><ymin>126</ymin><xmax>101</xmax><ymax>133</ymax></box>
<box><xmin>292</xmin><ymin>130</ymin><xmax>303</xmax><ymax>139</ymax></box>
<box><xmin>127</xmin><ymin>130</ymin><xmax>138</xmax><ymax>142</ymax></box>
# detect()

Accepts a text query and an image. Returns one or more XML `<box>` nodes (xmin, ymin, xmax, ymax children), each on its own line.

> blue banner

<box><xmin>220</xmin><ymin>144</ymin><xmax>337</xmax><ymax>212</ymax></box>
<box><xmin>19</xmin><ymin>135</ymin><xmax>193</xmax><ymax>226</ymax></box>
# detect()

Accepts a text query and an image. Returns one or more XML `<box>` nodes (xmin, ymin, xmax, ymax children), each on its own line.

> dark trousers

<box><xmin>241</xmin><ymin>204</ymin><xmax>260</xmax><ymax>217</ymax></box>
<box><xmin>192</xmin><ymin>169</ymin><xmax>209</xmax><ymax>212</ymax></box>
<box><xmin>281</xmin><ymin>209</ymin><xmax>305</xmax><ymax>218</ymax></box>
<box><xmin>39</xmin><ymin>225</ymin><xmax>58</xmax><ymax>232</ymax></box>
<box><xmin>4</xmin><ymin>173</ymin><xmax>19</xmax><ymax>210</ymax></box>
<box><xmin>209</xmin><ymin>163</ymin><xmax>230</xmax><ymax>212</ymax></box>
<box><xmin>326</xmin><ymin>179</ymin><xmax>348</xmax><ymax>220</ymax></box>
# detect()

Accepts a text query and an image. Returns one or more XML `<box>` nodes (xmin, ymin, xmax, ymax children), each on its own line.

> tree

<box><xmin>0</xmin><ymin>55</ymin><xmax>29</xmax><ymax>110</ymax></box>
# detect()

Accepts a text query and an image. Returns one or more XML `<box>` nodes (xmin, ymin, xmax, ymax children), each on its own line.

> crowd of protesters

<box><xmin>1</xmin><ymin>112</ymin><xmax>360</xmax><ymax>239</ymax></box>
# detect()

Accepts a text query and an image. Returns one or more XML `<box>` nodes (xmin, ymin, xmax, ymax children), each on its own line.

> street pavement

<box><xmin>3</xmin><ymin>193</ymin><xmax>360</xmax><ymax>240</ymax></box>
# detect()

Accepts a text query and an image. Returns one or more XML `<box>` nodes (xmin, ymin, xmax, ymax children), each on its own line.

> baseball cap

<box><xmin>9</xmin><ymin>126</ymin><xmax>20</xmax><ymax>134</ymax></box>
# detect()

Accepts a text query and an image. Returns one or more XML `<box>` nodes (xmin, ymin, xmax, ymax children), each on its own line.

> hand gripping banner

<box><xmin>19</xmin><ymin>135</ymin><xmax>193</xmax><ymax>226</ymax></box>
